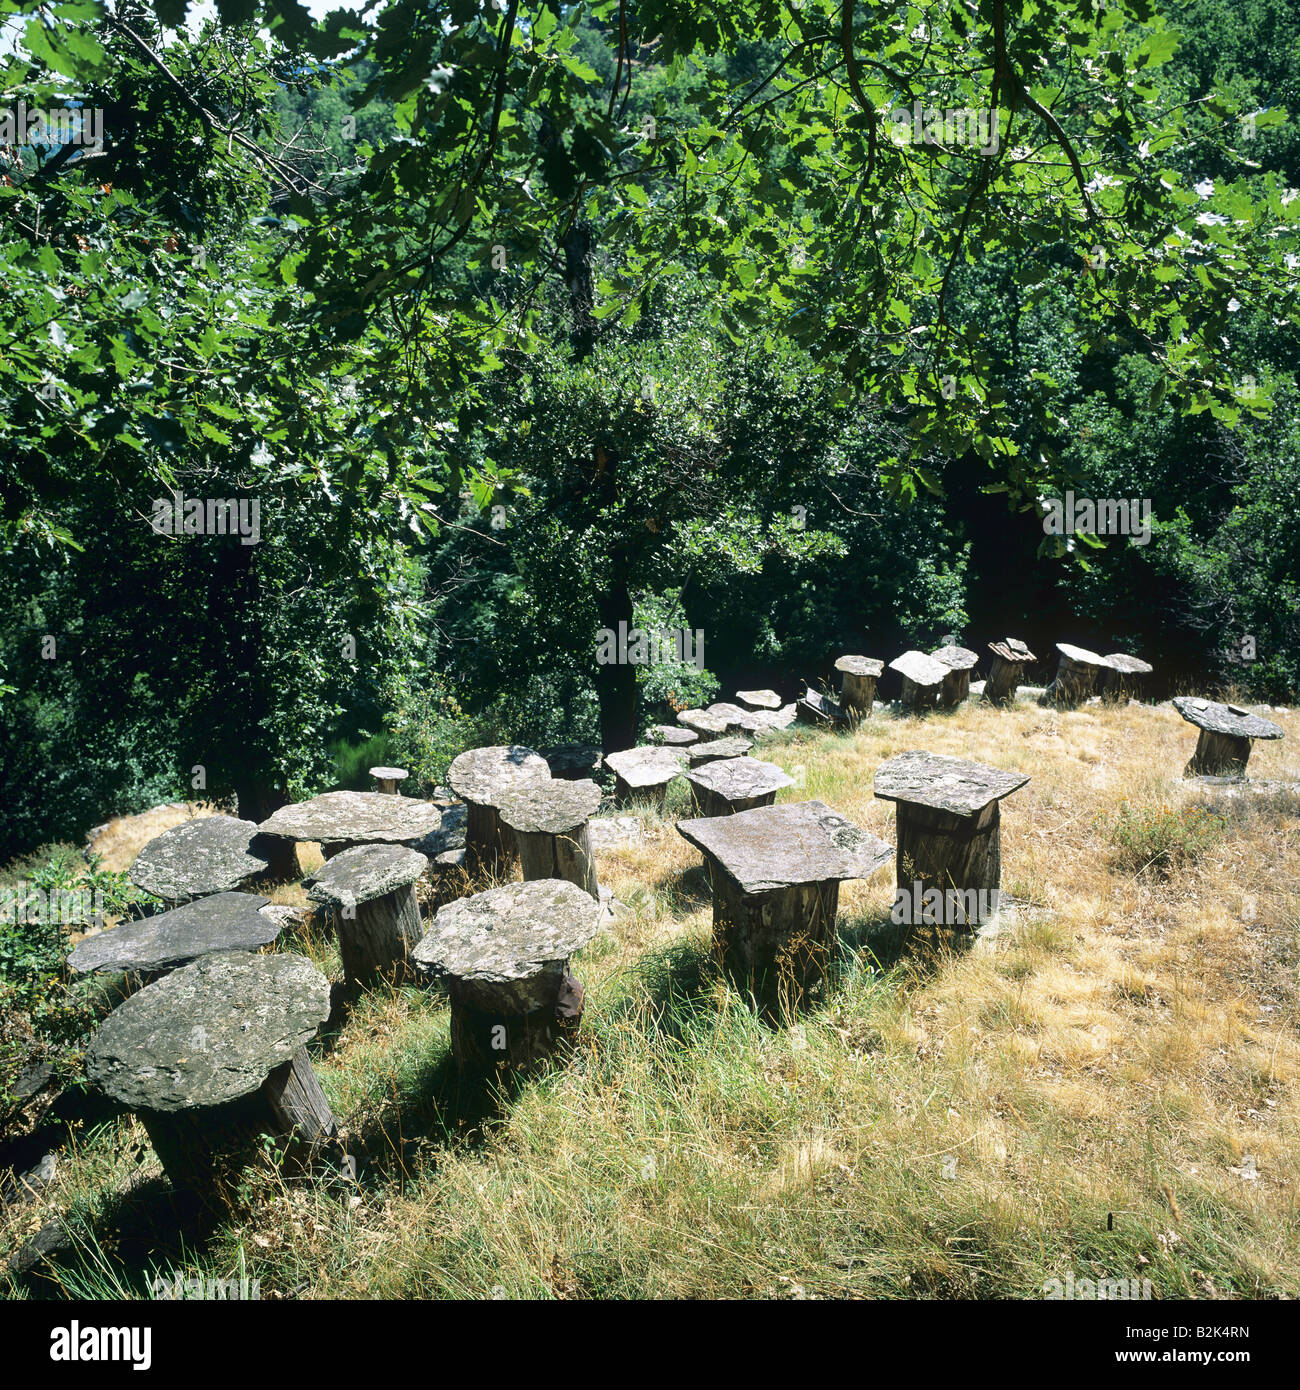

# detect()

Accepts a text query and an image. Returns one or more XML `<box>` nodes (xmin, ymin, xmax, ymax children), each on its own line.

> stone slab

<box><xmin>687</xmin><ymin>736</ymin><xmax>754</xmax><ymax>765</ymax></box>
<box><xmin>931</xmin><ymin>644</ymin><xmax>979</xmax><ymax>672</ymax></box>
<box><xmin>68</xmin><ymin>892</ymin><xmax>275</xmax><ymax>975</ymax></box>
<box><xmin>889</xmin><ymin>650</ymin><xmax>948</xmax><ymax>687</ymax></box>
<box><xmin>834</xmin><ymin>656</ymin><xmax>884</xmax><ymax>678</ymax></box>
<box><xmin>258</xmin><ymin>791</ymin><xmax>444</xmax><ymax>845</ymax></box>
<box><xmin>604</xmin><ymin>746</ymin><xmax>688</xmax><ymax>788</ymax></box>
<box><xmin>304</xmin><ymin>843</ymin><xmax>428</xmax><ymax>908</ymax></box>
<box><xmin>1173</xmin><ymin>697</ymin><xmax>1283</xmax><ymax>740</ymax></box>
<box><xmin>129</xmin><ymin>816</ymin><xmax>272</xmax><ymax>900</ymax></box>
<box><xmin>735</xmin><ymin>689</ymin><xmax>782</xmax><ymax>710</ymax></box>
<box><xmin>497</xmin><ymin>779</ymin><xmax>603</xmax><ymax>835</ymax></box>
<box><xmin>874</xmin><ymin>749</ymin><xmax>1030</xmax><ymax>817</ymax></box>
<box><xmin>446</xmin><ymin>746</ymin><xmax>551</xmax><ymax>806</ymax></box>
<box><xmin>685</xmin><ymin>757</ymin><xmax>794</xmax><ymax>803</ymax></box>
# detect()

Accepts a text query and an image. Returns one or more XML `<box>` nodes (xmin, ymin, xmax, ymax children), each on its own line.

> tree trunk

<box><xmin>596</xmin><ymin>572</ymin><xmax>637</xmax><ymax>756</ymax></box>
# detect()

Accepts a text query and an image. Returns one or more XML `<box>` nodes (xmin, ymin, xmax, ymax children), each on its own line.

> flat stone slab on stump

<box><xmin>604</xmin><ymin>746</ymin><xmax>688</xmax><ymax>788</ymax></box>
<box><xmin>678</xmin><ymin>708</ymin><xmax>730</xmax><ymax>737</ymax></box>
<box><xmin>446</xmin><ymin>746</ymin><xmax>551</xmax><ymax>805</ymax></box>
<box><xmin>1173</xmin><ymin>697</ymin><xmax>1283</xmax><ymax>741</ymax></box>
<box><xmin>889</xmin><ymin>650</ymin><xmax>949</xmax><ymax>688</ymax></box>
<box><xmin>68</xmin><ymin>892</ymin><xmax>276</xmax><ymax>976</ymax></box>
<box><xmin>932</xmin><ymin>644</ymin><xmax>978</xmax><ymax>673</ymax></box>
<box><xmin>735</xmin><ymin>689</ymin><xmax>782</xmax><ymax>710</ymax></box>
<box><xmin>305</xmin><ymin>843</ymin><xmax>428</xmax><ymax>908</ymax></box>
<box><xmin>834</xmin><ymin>656</ymin><xmax>884</xmax><ymax>678</ymax></box>
<box><xmin>1105</xmin><ymin>653</ymin><xmax>1152</xmax><ymax>676</ymax></box>
<box><xmin>497</xmin><ymin>779</ymin><xmax>603</xmax><ymax>834</ymax></box>
<box><xmin>874</xmin><ymin>750</ymin><xmax>1029</xmax><ymax>818</ymax></box>
<box><xmin>258</xmin><ymin>791</ymin><xmax>445</xmax><ymax>846</ymax></box>
<box><xmin>686</xmin><ymin>757</ymin><xmax>794</xmax><ymax>807</ymax></box>
<box><xmin>989</xmin><ymin>638</ymin><xmax>1036</xmax><ymax>663</ymax></box>
<box><xmin>129</xmin><ymin>816</ymin><xmax>272</xmax><ymax>900</ymax></box>
<box><xmin>677</xmin><ymin>800</ymin><xmax>893</xmax><ymax>893</ymax></box>
<box><xmin>687</xmin><ymin>736</ymin><xmax>754</xmax><ymax>765</ymax></box>
<box><xmin>649</xmin><ymin>725</ymin><xmax>698</xmax><ymax>746</ymax></box>
<box><xmin>85</xmin><ymin>951</ymin><xmax>331</xmax><ymax>1112</ymax></box>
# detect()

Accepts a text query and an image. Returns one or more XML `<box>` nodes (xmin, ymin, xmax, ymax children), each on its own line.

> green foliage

<box><xmin>385</xmin><ymin>676</ymin><xmax>490</xmax><ymax>796</ymax></box>
<box><xmin>1096</xmin><ymin>799</ymin><xmax>1229</xmax><ymax>875</ymax></box>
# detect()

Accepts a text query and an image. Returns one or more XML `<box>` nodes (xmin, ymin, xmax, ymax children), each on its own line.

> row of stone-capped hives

<box><xmin>68</xmin><ymin>667</ymin><xmax>1286</xmax><ymax>1213</ymax></box>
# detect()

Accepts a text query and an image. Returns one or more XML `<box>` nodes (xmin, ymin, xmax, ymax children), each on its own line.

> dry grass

<box><xmin>5</xmin><ymin>699</ymin><xmax>1299</xmax><ymax>1300</ymax></box>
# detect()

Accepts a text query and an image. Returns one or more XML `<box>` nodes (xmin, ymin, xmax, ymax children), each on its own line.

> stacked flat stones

<box><xmin>834</xmin><ymin>657</ymin><xmax>883</xmax><ymax>716</ymax></box>
<box><xmin>446</xmin><ymin>746</ymin><xmax>551</xmax><ymax>874</ymax></box>
<box><xmin>685</xmin><ymin>757</ymin><xmax>794</xmax><ymax>817</ymax></box>
<box><xmin>890</xmin><ymin>650</ymin><xmax>948</xmax><ymax>710</ymax></box>
<box><xmin>604</xmin><ymin>746</ymin><xmax>688</xmax><ymax>810</ymax></box>
<box><xmin>677</xmin><ymin>801</ymin><xmax>892</xmax><ymax>1005</ymax></box>
<box><xmin>497</xmin><ymin>779</ymin><xmax>603</xmax><ymax>900</ymax></box>
<box><xmin>68</xmin><ymin>892</ymin><xmax>279</xmax><ymax>979</ymax></box>
<box><xmin>413</xmin><ymin>880</ymin><xmax>601</xmax><ymax>1073</ymax></box>
<box><xmin>305</xmin><ymin>844</ymin><xmax>427</xmax><ymax>985</ymax></box>
<box><xmin>129</xmin><ymin>815</ymin><xmax>275</xmax><ymax>904</ymax></box>
<box><xmin>687</xmin><ymin>736</ymin><xmax>754</xmax><ymax>766</ymax></box>
<box><xmin>84</xmin><ymin>951</ymin><xmax>336</xmax><ymax>1206</ymax></box>
<box><xmin>1174</xmin><ymin>697</ymin><xmax>1284</xmax><ymax>778</ymax></box>
<box><xmin>874</xmin><ymin>750</ymin><xmax>1029</xmax><ymax>929</ymax></box>
<box><xmin>984</xmin><ymin>639</ymin><xmax>1036</xmax><ymax>705</ymax></box>
<box><xmin>932</xmin><ymin>645</ymin><xmax>979</xmax><ymax>708</ymax></box>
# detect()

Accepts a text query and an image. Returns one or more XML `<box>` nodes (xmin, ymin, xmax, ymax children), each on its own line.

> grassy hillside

<box><xmin>4</xmin><ymin>698</ymin><xmax>1299</xmax><ymax>1300</ymax></box>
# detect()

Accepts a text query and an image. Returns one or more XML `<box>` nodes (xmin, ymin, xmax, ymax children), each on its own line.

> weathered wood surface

<box><xmin>894</xmin><ymin>800</ymin><xmax>1002</xmax><ymax>925</ymax></box>
<box><xmin>1040</xmin><ymin>643</ymin><xmax>1112</xmax><ymax>707</ymax></box>
<box><xmin>68</xmin><ymin>891</ymin><xmax>276</xmax><ymax>976</ymax></box>
<box><xmin>685</xmin><ymin>757</ymin><xmax>794</xmax><ymax>817</ymax></box>
<box><xmin>129</xmin><ymin>816</ymin><xmax>273</xmax><ymax>902</ymax></box>
<box><xmin>1186</xmin><ymin>729</ymin><xmax>1253</xmax><ymax>778</ymax></box>
<box><xmin>797</xmin><ymin>686</ymin><xmax>848</xmax><ymax>726</ymax></box>
<box><xmin>687</xmin><ymin>736</ymin><xmax>754</xmax><ymax>766</ymax></box>
<box><xmin>735</xmin><ymin>688</ymin><xmax>782</xmax><ymax>710</ymax></box>
<box><xmin>835</xmin><ymin>656</ymin><xmax>883</xmax><ymax>715</ymax></box>
<box><xmin>1099</xmin><ymin>653</ymin><xmax>1153</xmax><ymax>703</ymax></box>
<box><xmin>873</xmin><ymin>749</ymin><xmax>1029</xmax><ymax>818</ymax></box>
<box><xmin>305</xmin><ymin>844</ymin><xmax>427</xmax><ymax>985</ymax></box>
<box><xmin>446</xmin><ymin>745</ymin><xmax>551</xmax><ymax>874</ymax></box>
<box><xmin>498</xmin><ymin>780</ymin><xmax>603</xmax><ymax>900</ymax></box>
<box><xmin>984</xmin><ymin>639</ymin><xmax>1036</xmax><ymax>705</ymax></box>
<box><xmin>932</xmin><ymin>645</ymin><xmax>979</xmax><ymax>708</ymax></box>
<box><xmin>712</xmin><ymin>873</ymin><xmax>841</xmax><ymax>1003</ymax></box>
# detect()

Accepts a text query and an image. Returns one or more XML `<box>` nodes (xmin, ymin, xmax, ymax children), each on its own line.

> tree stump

<box><xmin>735</xmin><ymin>689</ymin><xmax>782</xmax><ymax>711</ymax></box>
<box><xmin>685</xmin><ymin>757</ymin><xmax>794</xmax><ymax>817</ymax></box>
<box><xmin>369</xmin><ymin>766</ymin><xmax>409</xmax><ymax>794</ymax></box>
<box><xmin>834</xmin><ymin>656</ymin><xmax>884</xmax><ymax>716</ymax></box>
<box><xmin>676</xmin><ymin>801</ymin><xmax>892</xmax><ymax>1008</ymax></box>
<box><xmin>1100</xmin><ymin>653</ymin><xmax>1153</xmax><ymax>704</ymax></box>
<box><xmin>68</xmin><ymin>891</ymin><xmax>279</xmax><ymax>978</ymax></box>
<box><xmin>1173</xmin><ymin>697</ymin><xmax>1284</xmax><ymax>779</ymax></box>
<box><xmin>411</xmin><ymin>880</ymin><xmax>602</xmax><ymax>1075</ymax></box>
<box><xmin>84</xmin><ymin>951</ymin><xmax>337</xmax><ymax>1208</ymax></box>
<box><xmin>603</xmin><ymin>746</ymin><xmax>688</xmax><ymax>811</ymax></box>
<box><xmin>873</xmin><ymin>750</ymin><xmax>1029</xmax><ymax>931</ymax></box>
<box><xmin>305</xmin><ymin>844</ymin><xmax>428</xmax><ymax>986</ymax></box>
<box><xmin>128</xmin><ymin>816</ymin><xmax>276</xmax><ymax>904</ymax></box>
<box><xmin>889</xmin><ymin>651</ymin><xmax>948</xmax><ymax>711</ymax></box>
<box><xmin>796</xmin><ymin>685</ymin><xmax>848</xmax><ymax>726</ymax></box>
<box><xmin>931</xmin><ymin>644</ymin><xmax>979</xmax><ymax>708</ymax></box>
<box><xmin>446</xmin><ymin>746</ymin><xmax>551</xmax><ymax>875</ymax></box>
<box><xmin>1040</xmin><ymin>643</ymin><xmax>1113</xmax><ymax>707</ymax></box>
<box><xmin>687</xmin><ymin>736</ymin><xmax>754</xmax><ymax>766</ymax></box>
<box><xmin>498</xmin><ymin>779</ymin><xmax>603</xmax><ymax>901</ymax></box>
<box><xmin>984</xmin><ymin>639</ymin><xmax>1036</xmax><ymax>705</ymax></box>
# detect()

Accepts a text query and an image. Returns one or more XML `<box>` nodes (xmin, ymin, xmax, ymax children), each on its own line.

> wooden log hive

<box><xmin>684</xmin><ymin>757</ymin><xmax>794</xmax><ymax>818</ymax></box>
<box><xmin>888</xmin><ymin>650</ymin><xmax>949</xmax><ymax>711</ymax></box>
<box><xmin>1173</xmin><ymin>697</ymin><xmax>1284</xmax><ymax>779</ymax></box>
<box><xmin>497</xmin><ymin>779</ymin><xmax>603</xmax><ymax>901</ymax></box>
<box><xmin>796</xmin><ymin>685</ymin><xmax>848</xmax><ymax>727</ymax></box>
<box><xmin>874</xmin><ymin>750</ymin><xmax>1029</xmax><ymax>932</ymax></box>
<box><xmin>603</xmin><ymin>746</ymin><xmax>688</xmax><ymax>811</ymax></box>
<box><xmin>68</xmin><ymin>891</ymin><xmax>280</xmax><ymax>981</ymax></box>
<box><xmin>446</xmin><ymin>746</ymin><xmax>551</xmax><ymax>875</ymax></box>
<box><xmin>983</xmin><ymin>638</ymin><xmax>1036</xmax><ymax>705</ymax></box>
<box><xmin>1040</xmin><ymin>643</ymin><xmax>1113</xmax><ymax>708</ymax></box>
<box><xmin>84</xmin><ymin>951</ymin><xmax>338</xmax><ymax>1209</ymax></box>
<box><xmin>834</xmin><ymin>656</ymin><xmax>884</xmax><ymax>716</ymax></box>
<box><xmin>411</xmin><ymin>880</ymin><xmax>602</xmax><ymax>1075</ymax></box>
<box><xmin>676</xmin><ymin>801</ymin><xmax>892</xmax><ymax>1009</ymax></box>
<box><xmin>931</xmin><ymin>644</ymin><xmax>979</xmax><ymax>708</ymax></box>
<box><xmin>1100</xmin><ymin>652</ymin><xmax>1153</xmax><ymax>704</ymax></box>
<box><xmin>306</xmin><ymin>843</ymin><xmax>428</xmax><ymax>986</ymax></box>
<box><xmin>369</xmin><ymin>766</ymin><xmax>409</xmax><ymax>795</ymax></box>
